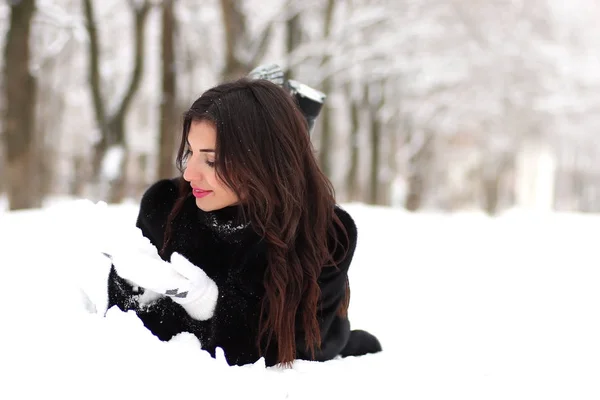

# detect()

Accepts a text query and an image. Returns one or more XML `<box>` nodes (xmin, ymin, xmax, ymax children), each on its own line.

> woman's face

<box><xmin>182</xmin><ymin>120</ymin><xmax>240</xmax><ymax>211</ymax></box>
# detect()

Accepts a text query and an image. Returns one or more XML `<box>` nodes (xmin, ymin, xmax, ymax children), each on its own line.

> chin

<box><xmin>195</xmin><ymin>198</ymin><xmax>214</xmax><ymax>211</ymax></box>
<box><xmin>194</xmin><ymin>195</ymin><xmax>239</xmax><ymax>211</ymax></box>
<box><xmin>195</xmin><ymin>198</ymin><xmax>228</xmax><ymax>212</ymax></box>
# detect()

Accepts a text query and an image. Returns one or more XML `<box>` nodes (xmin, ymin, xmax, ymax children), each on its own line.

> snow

<box><xmin>1</xmin><ymin>200</ymin><xmax>599</xmax><ymax>399</ymax></box>
<box><xmin>3</xmin><ymin>0</ymin><xmax>599</xmax><ymax>212</ymax></box>
<box><xmin>100</xmin><ymin>145</ymin><xmax>125</xmax><ymax>181</ymax></box>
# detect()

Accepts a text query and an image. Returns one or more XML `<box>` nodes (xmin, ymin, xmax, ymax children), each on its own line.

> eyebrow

<box><xmin>186</xmin><ymin>140</ymin><xmax>215</xmax><ymax>153</ymax></box>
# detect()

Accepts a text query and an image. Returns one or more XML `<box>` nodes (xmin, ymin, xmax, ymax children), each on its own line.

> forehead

<box><xmin>188</xmin><ymin>120</ymin><xmax>216</xmax><ymax>145</ymax></box>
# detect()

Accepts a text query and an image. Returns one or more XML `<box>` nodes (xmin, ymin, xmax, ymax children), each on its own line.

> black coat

<box><xmin>108</xmin><ymin>178</ymin><xmax>357</xmax><ymax>366</ymax></box>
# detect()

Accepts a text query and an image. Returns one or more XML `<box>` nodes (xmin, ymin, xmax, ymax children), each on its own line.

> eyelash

<box><xmin>184</xmin><ymin>148</ymin><xmax>215</xmax><ymax>168</ymax></box>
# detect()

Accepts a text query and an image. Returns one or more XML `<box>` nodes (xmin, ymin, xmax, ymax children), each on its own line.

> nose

<box><xmin>183</xmin><ymin>161</ymin><xmax>203</xmax><ymax>183</ymax></box>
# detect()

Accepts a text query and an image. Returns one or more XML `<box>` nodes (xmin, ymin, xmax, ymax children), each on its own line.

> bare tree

<box><xmin>220</xmin><ymin>0</ymin><xmax>248</xmax><ymax>81</ymax></box>
<box><xmin>367</xmin><ymin>80</ymin><xmax>384</xmax><ymax>205</ymax></box>
<box><xmin>2</xmin><ymin>0</ymin><xmax>38</xmax><ymax>210</ymax></box>
<box><xmin>82</xmin><ymin>0</ymin><xmax>151</xmax><ymax>203</ymax></box>
<box><xmin>317</xmin><ymin>0</ymin><xmax>335</xmax><ymax>178</ymax></box>
<box><xmin>285</xmin><ymin>8</ymin><xmax>303</xmax><ymax>79</ymax></box>
<box><xmin>2</xmin><ymin>0</ymin><xmax>596</xmax><ymax>214</ymax></box>
<box><xmin>34</xmin><ymin>57</ymin><xmax>65</xmax><ymax>202</ymax></box>
<box><xmin>344</xmin><ymin>82</ymin><xmax>360</xmax><ymax>201</ymax></box>
<box><xmin>158</xmin><ymin>0</ymin><xmax>178</xmax><ymax>180</ymax></box>
<box><xmin>219</xmin><ymin>0</ymin><xmax>273</xmax><ymax>81</ymax></box>
<box><xmin>404</xmin><ymin>123</ymin><xmax>435</xmax><ymax>212</ymax></box>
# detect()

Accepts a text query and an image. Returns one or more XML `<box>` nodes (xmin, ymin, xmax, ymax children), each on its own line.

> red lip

<box><xmin>192</xmin><ymin>187</ymin><xmax>212</xmax><ymax>198</ymax></box>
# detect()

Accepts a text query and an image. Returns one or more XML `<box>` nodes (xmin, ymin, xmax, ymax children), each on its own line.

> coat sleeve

<box><xmin>134</xmin><ymin>178</ymin><xmax>180</xmax><ymax>251</ymax></box>
<box><xmin>294</xmin><ymin>206</ymin><xmax>357</xmax><ymax>361</ymax></box>
<box><xmin>107</xmin><ymin>179</ymin><xmax>177</xmax><ymax>312</ymax></box>
<box><xmin>107</xmin><ymin>178</ymin><xmax>261</xmax><ymax>362</ymax></box>
<box><xmin>107</xmin><ymin>179</ymin><xmax>211</xmax><ymax>343</ymax></box>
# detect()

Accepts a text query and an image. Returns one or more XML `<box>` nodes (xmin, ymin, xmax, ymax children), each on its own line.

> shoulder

<box><xmin>328</xmin><ymin>205</ymin><xmax>358</xmax><ymax>272</ymax></box>
<box><xmin>139</xmin><ymin>178</ymin><xmax>181</xmax><ymax>216</ymax></box>
<box><xmin>136</xmin><ymin>178</ymin><xmax>183</xmax><ymax>246</ymax></box>
<box><xmin>333</xmin><ymin>205</ymin><xmax>357</xmax><ymax>249</ymax></box>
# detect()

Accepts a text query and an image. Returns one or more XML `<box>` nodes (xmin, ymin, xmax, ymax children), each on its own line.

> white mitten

<box><xmin>110</xmin><ymin>250</ymin><xmax>218</xmax><ymax>321</ymax></box>
<box><xmin>167</xmin><ymin>252</ymin><xmax>219</xmax><ymax>321</ymax></box>
<box><xmin>102</xmin><ymin>226</ymin><xmax>163</xmax><ymax>263</ymax></box>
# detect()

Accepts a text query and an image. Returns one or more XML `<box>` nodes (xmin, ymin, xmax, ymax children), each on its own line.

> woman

<box><xmin>107</xmin><ymin>78</ymin><xmax>381</xmax><ymax>367</ymax></box>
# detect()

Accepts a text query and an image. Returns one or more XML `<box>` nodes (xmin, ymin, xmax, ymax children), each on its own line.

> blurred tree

<box><xmin>2</xmin><ymin>0</ymin><xmax>37</xmax><ymax>210</ymax></box>
<box><xmin>220</xmin><ymin>0</ymin><xmax>272</xmax><ymax>81</ymax></box>
<box><xmin>220</xmin><ymin>0</ymin><xmax>247</xmax><ymax>81</ymax></box>
<box><xmin>1</xmin><ymin>0</ymin><xmax>597</xmax><ymax>213</ymax></box>
<box><xmin>158</xmin><ymin>0</ymin><xmax>178</xmax><ymax>180</ymax></box>
<box><xmin>285</xmin><ymin>7</ymin><xmax>302</xmax><ymax>79</ymax></box>
<box><xmin>317</xmin><ymin>0</ymin><xmax>335</xmax><ymax>179</ymax></box>
<box><xmin>344</xmin><ymin>81</ymin><xmax>360</xmax><ymax>202</ymax></box>
<box><xmin>82</xmin><ymin>0</ymin><xmax>151</xmax><ymax>203</ymax></box>
<box><xmin>367</xmin><ymin>79</ymin><xmax>384</xmax><ymax>205</ymax></box>
<box><xmin>404</xmin><ymin>129</ymin><xmax>434</xmax><ymax>212</ymax></box>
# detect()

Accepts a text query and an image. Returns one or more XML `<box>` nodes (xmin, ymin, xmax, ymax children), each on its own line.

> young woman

<box><xmin>106</xmin><ymin>78</ymin><xmax>381</xmax><ymax>367</ymax></box>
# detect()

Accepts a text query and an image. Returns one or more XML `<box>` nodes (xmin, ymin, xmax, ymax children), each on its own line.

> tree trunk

<box><xmin>317</xmin><ymin>0</ymin><xmax>336</xmax><ymax>179</ymax></box>
<box><xmin>345</xmin><ymin>84</ymin><xmax>360</xmax><ymax>202</ymax></box>
<box><xmin>135</xmin><ymin>153</ymin><xmax>149</xmax><ymax>198</ymax></box>
<box><xmin>2</xmin><ymin>0</ymin><xmax>38</xmax><ymax>210</ymax></box>
<box><xmin>104</xmin><ymin>119</ymin><xmax>127</xmax><ymax>203</ymax></box>
<box><xmin>368</xmin><ymin>101</ymin><xmax>381</xmax><ymax>205</ymax></box>
<box><xmin>405</xmin><ymin>174</ymin><xmax>424</xmax><ymax>211</ymax></box>
<box><xmin>158</xmin><ymin>0</ymin><xmax>178</xmax><ymax>180</ymax></box>
<box><xmin>319</xmin><ymin>91</ymin><xmax>333</xmax><ymax>178</ymax></box>
<box><xmin>383</xmin><ymin>113</ymin><xmax>398</xmax><ymax>205</ymax></box>
<box><xmin>33</xmin><ymin>95</ymin><xmax>55</xmax><ymax>203</ymax></box>
<box><xmin>0</xmin><ymin>143</ymin><xmax>5</xmax><ymax>194</ymax></box>
<box><xmin>405</xmin><ymin>131</ymin><xmax>433</xmax><ymax>212</ymax></box>
<box><xmin>83</xmin><ymin>0</ymin><xmax>151</xmax><ymax>202</ymax></box>
<box><xmin>481</xmin><ymin>155</ymin><xmax>511</xmax><ymax>215</ymax></box>
<box><xmin>219</xmin><ymin>0</ymin><xmax>272</xmax><ymax>81</ymax></box>
<box><xmin>368</xmin><ymin>81</ymin><xmax>385</xmax><ymax>205</ymax></box>
<box><xmin>482</xmin><ymin>177</ymin><xmax>499</xmax><ymax>215</ymax></box>
<box><xmin>82</xmin><ymin>0</ymin><xmax>107</xmax><ymax>180</ymax></box>
<box><xmin>107</xmin><ymin>147</ymin><xmax>129</xmax><ymax>203</ymax></box>
<box><xmin>285</xmin><ymin>12</ymin><xmax>302</xmax><ymax>79</ymax></box>
<box><xmin>220</xmin><ymin>0</ymin><xmax>248</xmax><ymax>81</ymax></box>
<box><xmin>70</xmin><ymin>155</ymin><xmax>87</xmax><ymax>196</ymax></box>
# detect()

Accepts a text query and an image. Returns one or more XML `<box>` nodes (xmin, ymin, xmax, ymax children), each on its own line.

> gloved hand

<box><xmin>108</xmin><ymin>245</ymin><xmax>219</xmax><ymax>321</ymax></box>
<box><xmin>101</xmin><ymin>226</ymin><xmax>162</xmax><ymax>263</ymax></box>
<box><xmin>166</xmin><ymin>252</ymin><xmax>219</xmax><ymax>321</ymax></box>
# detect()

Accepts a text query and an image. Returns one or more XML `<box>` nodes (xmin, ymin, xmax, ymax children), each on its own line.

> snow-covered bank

<box><xmin>0</xmin><ymin>201</ymin><xmax>599</xmax><ymax>399</ymax></box>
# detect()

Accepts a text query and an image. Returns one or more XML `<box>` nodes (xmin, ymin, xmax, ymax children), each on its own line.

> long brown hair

<box><xmin>162</xmin><ymin>78</ymin><xmax>349</xmax><ymax>365</ymax></box>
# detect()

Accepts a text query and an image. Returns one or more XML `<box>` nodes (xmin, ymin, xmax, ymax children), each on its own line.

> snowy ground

<box><xmin>1</xmin><ymin>200</ymin><xmax>599</xmax><ymax>399</ymax></box>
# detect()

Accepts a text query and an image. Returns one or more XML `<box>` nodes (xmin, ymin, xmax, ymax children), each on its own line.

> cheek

<box><xmin>209</xmin><ymin>170</ymin><xmax>231</xmax><ymax>193</ymax></box>
<box><xmin>214</xmin><ymin>172</ymin><xmax>238</xmax><ymax>200</ymax></box>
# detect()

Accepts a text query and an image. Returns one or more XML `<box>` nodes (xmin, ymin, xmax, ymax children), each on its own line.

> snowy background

<box><xmin>1</xmin><ymin>201</ymin><xmax>599</xmax><ymax>399</ymax></box>
<box><xmin>3</xmin><ymin>0</ymin><xmax>600</xmax><ymax>213</ymax></box>
<box><xmin>2</xmin><ymin>1</ymin><xmax>600</xmax><ymax>398</ymax></box>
